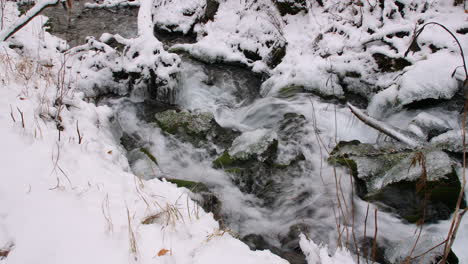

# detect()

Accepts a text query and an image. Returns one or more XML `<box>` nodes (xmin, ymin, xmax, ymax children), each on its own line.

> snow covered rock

<box><xmin>329</xmin><ymin>141</ymin><xmax>465</xmax><ymax>223</ymax></box>
<box><xmin>368</xmin><ymin>51</ymin><xmax>465</xmax><ymax>117</ymax></box>
<box><xmin>153</xmin><ymin>0</ymin><xmax>207</xmax><ymax>34</ymax></box>
<box><xmin>154</xmin><ymin>109</ymin><xmax>240</xmax><ymax>149</ymax></box>
<box><xmin>213</xmin><ymin>113</ymin><xmax>308</xmax><ymax>205</ymax></box>
<box><xmin>407</xmin><ymin>112</ymin><xmax>452</xmax><ymax>140</ymax></box>
<box><xmin>171</xmin><ymin>0</ymin><xmax>287</xmax><ymax>70</ymax></box>
<box><xmin>430</xmin><ymin>129</ymin><xmax>466</xmax><ymax>153</ymax></box>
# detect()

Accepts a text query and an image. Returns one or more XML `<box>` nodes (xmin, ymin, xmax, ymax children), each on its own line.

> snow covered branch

<box><xmin>0</xmin><ymin>0</ymin><xmax>60</xmax><ymax>42</ymax></box>
<box><xmin>347</xmin><ymin>103</ymin><xmax>424</xmax><ymax>148</ymax></box>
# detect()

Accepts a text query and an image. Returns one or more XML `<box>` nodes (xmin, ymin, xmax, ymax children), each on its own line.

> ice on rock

<box><xmin>229</xmin><ymin>129</ymin><xmax>277</xmax><ymax>161</ymax></box>
<box><xmin>431</xmin><ymin>129</ymin><xmax>465</xmax><ymax>153</ymax></box>
<box><xmin>377</xmin><ymin>150</ymin><xmax>455</xmax><ymax>190</ymax></box>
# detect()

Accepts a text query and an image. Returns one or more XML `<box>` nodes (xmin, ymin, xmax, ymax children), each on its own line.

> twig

<box><xmin>16</xmin><ymin>107</ymin><xmax>24</xmax><ymax>128</ymax></box>
<box><xmin>347</xmin><ymin>103</ymin><xmax>423</xmax><ymax>148</ymax></box>
<box><xmin>404</xmin><ymin>22</ymin><xmax>467</xmax><ymax>80</ymax></box>
<box><xmin>126</xmin><ymin>205</ymin><xmax>138</xmax><ymax>260</ymax></box>
<box><xmin>364</xmin><ymin>203</ymin><xmax>370</xmax><ymax>264</ymax></box>
<box><xmin>9</xmin><ymin>104</ymin><xmax>15</xmax><ymax>123</ymax></box>
<box><xmin>76</xmin><ymin>120</ymin><xmax>83</xmax><ymax>144</ymax></box>
<box><xmin>371</xmin><ymin>208</ymin><xmax>378</xmax><ymax>264</ymax></box>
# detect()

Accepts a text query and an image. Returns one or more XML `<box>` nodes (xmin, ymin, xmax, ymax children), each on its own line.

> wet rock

<box><xmin>127</xmin><ymin>147</ymin><xmax>159</xmax><ymax>180</ymax></box>
<box><xmin>357</xmin><ymin>237</ymin><xmax>390</xmax><ymax>264</ymax></box>
<box><xmin>243</xmin><ymin>234</ymin><xmax>275</xmax><ymax>251</ymax></box>
<box><xmin>120</xmin><ymin>132</ymin><xmax>142</xmax><ymax>151</ymax></box>
<box><xmin>213</xmin><ymin>113</ymin><xmax>307</xmax><ymax>205</ymax></box>
<box><xmin>164</xmin><ymin>178</ymin><xmax>210</xmax><ymax>193</ymax></box>
<box><xmin>163</xmin><ymin>178</ymin><xmax>222</xmax><ymax>221</ymax></box>
<box><xmin>329</xmin><ymin>141</ymin><xmax>466</xmax><ymax>223</ymax></box>
<box><xmin>154</xmin><ymin>110</ymin><xmax>240</xmax><ymax>149</ymax></box>
<box><xmin>280</xmin><ymin>224</ymin><xmax>309</xmax><ymax>251</ymax></box>
<box><xmin>277</xmin><ymin>85</ymin><xmax>307</xmax><ymax>98</ymax></box>
<box><xmin>385</xmin><ymin>234</ymin><xmax>459</xmax><ymax>264</ymax></box>
<box><xmin>266</xmin><ymin>40</ymin><xmax>287</xmax><ymax>68</ymax></box>
<box><xmin>407</xmin><ymin>112</ymin><xmax>452</xmax><ymax>140</ymax></box>
<box><xmin>274</xmin><ymin>0</ymin><xmax>308</xmax><ymax>16</ymax></box>
<box><xmin>19</xmin><ymin>1</ymin><xmax>138</xmax><ymax>47</ymax></box>
<box><xmin>243</xmin><ymin>233</ymin><xmax>307</xmax><ymax>264</ymax></box>
<box><xmin>431</xmin><ymin>129</ymin><xmax>466</xmax><ymax>154</ymax></box>
<box><xmin>200</xmin><ymin>0</ymin><xmax>220</xmax><ymax>23</ymax></box>
<box><xmin>372</xmin><ymin>53</ymin><xmax>411</xmax><ymax>72</ymax></box>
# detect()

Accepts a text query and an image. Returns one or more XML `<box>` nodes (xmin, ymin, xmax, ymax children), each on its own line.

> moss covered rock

<box><xmin>329</xmin><ymin>140</ymin><xmax>466</xmax><ymax>223</ymax></box>
<box><xmin>154</xmin><ymin>109</ymin><xmax>240</xmax><ymax>149</ymax></box>
<box><xmin>212</xmin><ymin>113</ymin><xmax>308</xmax><ymax>206</ymax></box>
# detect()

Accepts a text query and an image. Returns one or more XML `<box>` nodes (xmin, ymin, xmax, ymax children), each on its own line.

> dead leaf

<box><xmin>107</xmin><ymin>150</ymin><xmax>113</xmax><ymax>154</ymax></box>
<box><xmin>157</xmin><ymin>248</ymin><xmax>170</xmax><ymax>256</ymax></box>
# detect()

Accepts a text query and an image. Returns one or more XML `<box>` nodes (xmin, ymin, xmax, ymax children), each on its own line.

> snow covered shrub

<box><xmin>170</xmin><ymin>0</ymin><xmax>287</xmax><ymax>71</ymax></box>
<box><xmin>69</xmin><ymin>30</ymin><xmax>181</xmax><ymax>104</ymax></box>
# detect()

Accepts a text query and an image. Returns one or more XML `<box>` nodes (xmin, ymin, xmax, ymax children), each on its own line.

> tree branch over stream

<box><xmin>0</xmin><ymin>0</ymin><xmax>60</xmax><ymax>42</ymax></box>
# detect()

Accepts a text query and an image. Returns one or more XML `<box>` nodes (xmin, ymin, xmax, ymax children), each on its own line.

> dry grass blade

<box><xmin>126</xmin><ymin>206</ymin><xmax>138</xmax><ymax>260</ymax></box>
<box><xmin>101</xmin><ymin>194</ymin><xmax>113</xmax><ymax>233</ymax></box>
<box><xmin>9</xmin><ymin>104</ymin><xmax>15</xmax><ymax>123</ymax></box>
<box><xmin>76</xmin><ymin>120</ymin><xmax>83</xmax><ymax>144</ymax></box>
<box><xmin>371</xmin><ymin>208</ymin><xmax>378</xmax><ymax>264</ymax></box>
<box><xmin>16</xmin><ymin>107</ymin><xmax>24</xmax><ymax>128</ymax></box>
<box><xmin>0</xmin><ymin>242</ymin><xmax>13</xmax><ymax>259</ymax></box>
<box><xmin>364</xmin><ymin>203</ymin><xmax>370</xmax><ymax>264</ymax></box>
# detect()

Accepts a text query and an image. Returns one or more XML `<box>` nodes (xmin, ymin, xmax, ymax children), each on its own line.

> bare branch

<box><xmin>347</xmin><ymin>103</ymin><xmax>423</xmax><ymax>148</ymax></box>
<box><xmin>0</xmin><ymin>0</ymin><xmax>60</xmax><ymax>42</ymax></box>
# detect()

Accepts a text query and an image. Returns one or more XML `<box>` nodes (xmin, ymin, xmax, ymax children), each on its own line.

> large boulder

<box><xmin>154</xmin><ymin>109</ymin><xmax>240</xmax><ymax>149</ymax></box>
<box><xmin>329</xmin><ymin>140</ymin><xmax>466</xmax><ymax>223</ymax></box>
<box><xmin>213</xmin><ymin>113</ymin><xmax>308</xmax><ymax>205</ymax></box>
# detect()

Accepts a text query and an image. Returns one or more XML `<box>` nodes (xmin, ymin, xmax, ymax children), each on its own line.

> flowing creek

<box><xmin>30</xmin><ymin>3</ymin><xmax>466</xmax><ymax>263</ymax></box>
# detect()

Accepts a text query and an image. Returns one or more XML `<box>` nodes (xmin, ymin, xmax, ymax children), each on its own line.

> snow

<box><xmin>299</xmin><ymin>234</ymin><xmax>355</xmax><ymax>264</ymax></box>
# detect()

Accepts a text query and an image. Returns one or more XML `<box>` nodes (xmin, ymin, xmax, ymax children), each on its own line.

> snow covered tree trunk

<box><xmin>0</xmin><ymin>0</ymin><xmax>59</xmax><ymax>42</ymax></box>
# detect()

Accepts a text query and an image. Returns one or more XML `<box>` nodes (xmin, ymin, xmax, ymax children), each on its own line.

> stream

<box><xmin>29</xmin><ymin>2</ymin><xmax>465</xmax><ymax>263</ymax></box>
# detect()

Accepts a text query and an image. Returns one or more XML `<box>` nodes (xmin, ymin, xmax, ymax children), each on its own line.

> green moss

<box><xmin>213</xmin><ymin>151</ymin><xmax>237</xmax><ymax>168</ymax></box>
<box><xmin>164</xmin><ymin>178</ymin><xmax>209</xmax><ymax>193</ymax></box>
<box><xmin>402</xmin><ymin>214</ymin><xmax>421</xmax><ymax>223</ymax></box>
<box><xmin>225</xmin><ymin>168</ymin><xmax>244</xmax><ymax>174</ymax></box>
<box><xmin>330</xmin><ymin>157</ymin><xmax>358</xmax><ymax>178</ymax></box>
<box><xmin>272</xmin><ymin>163</ymin><xmax>289</xmax><ymax>169</ymax></box>
<box><xmin>277</xmin><ymin>85</ymin><xmax>305</xmax><ymax>98</ymax></box>
<box><xmin>154</xmin><ymin>110</ymin><xmax>214</xmax><ymax>139</ymax></box>
<box><xmin>140</xmin><ymin>147</ymin><xmax>159</xmax><ymax>166</ymax></box>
